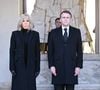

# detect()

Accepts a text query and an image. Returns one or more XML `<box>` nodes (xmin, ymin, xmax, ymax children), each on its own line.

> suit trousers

<box><xmin>54</xmin><ymin>84</ymin><xmax>74</xmax><ymax>90</ymax></box>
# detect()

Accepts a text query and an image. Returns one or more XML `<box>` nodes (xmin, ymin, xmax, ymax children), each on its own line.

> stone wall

<box><xmin>31</xmin><ymin>0</ymin><xmax>83</xmax><ymax>42</ymax></box>
<box><xmin>0</xmin><ymin>0</ymin><xmax>19</xmax><ymax>85</ymax></box>
<box><xmin>31</xmin><ymin>0</ymin><xmax>95</xmax><ymax>53</ymax></box>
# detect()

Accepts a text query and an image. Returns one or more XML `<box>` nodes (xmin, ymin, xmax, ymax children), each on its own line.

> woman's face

<box><xmin>21</xmin><ymin>18</ymin><xmax>30</xmax><ymax>29</ymax></box>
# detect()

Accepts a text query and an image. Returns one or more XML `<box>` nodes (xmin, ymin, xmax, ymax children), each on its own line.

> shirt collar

<box><xmin>62</xmin><ymin>26</ymin><xmax>69</xmax><ymax>30</ymax></box>
<box><xmin>62</xmin><ymin>26</ymin><xmax>70</xmax><ymax>36</ymax></box>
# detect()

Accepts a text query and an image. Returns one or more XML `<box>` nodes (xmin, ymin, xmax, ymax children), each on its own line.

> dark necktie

<box><xmin>64</xmin><ymin>28</ymin><xmax>67</xmax><ymax>41</ymax></box>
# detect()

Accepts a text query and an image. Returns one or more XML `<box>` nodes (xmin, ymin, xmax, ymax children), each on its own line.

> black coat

<box><xmin>9</xmin><ymin>30</ymin><xmax>40</xmax><ymax>90</ymax></box>
<box><xmin>48</xmin><ymin>26</ymin><xmax>83</xmax><ymax>84</ymax></box>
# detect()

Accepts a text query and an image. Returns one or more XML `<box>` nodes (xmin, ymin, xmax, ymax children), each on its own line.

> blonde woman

<box><xmin>9</xmin><ymin>14</ymin><xmax>40</xmax><ymax>90</ymax></box>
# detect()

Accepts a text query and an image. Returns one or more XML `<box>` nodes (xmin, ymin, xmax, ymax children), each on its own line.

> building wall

<box><xmin>31</xmin><ymin>0</ymin><xmax>96</xmax><ymax>54</ymax></box>
<box><xmin>0</xmin><ymin>0</ymin><xmax>19</xmax><ymax>85</ymax></box>
<box><xmin>31</xmin><ymin>0</ymin><xmax>82</xmax><ymax>43</ymax></box>
<box><xmin>99</xmin><ymin>0</ymin><xmax>100</xmax><ymax>53</ymax></box>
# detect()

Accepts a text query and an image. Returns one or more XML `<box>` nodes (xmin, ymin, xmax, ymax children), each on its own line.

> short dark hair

<box><xmin>60</xmin><ymin>10</ymin><xmax>72</xmax><ymax>18</ymax></box>
<box><xmin>55</xmin><ymin>18</ymin><xmax>60</xmax><ymax>22</ymax></box>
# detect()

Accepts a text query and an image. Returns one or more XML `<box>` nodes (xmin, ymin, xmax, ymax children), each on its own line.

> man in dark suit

<box><xmin>48</xmin><ymin>10</ymin><xmax>83</xmax><ymax>90</ymax></box>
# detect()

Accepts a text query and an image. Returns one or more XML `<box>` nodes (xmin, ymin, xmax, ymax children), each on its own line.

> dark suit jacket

<box><xmin>48</xmin><ymin>26</ymin><xmax>83</xmax><ymax>84</ymax></box>
<box><xmin>9</xmin><ymin>30</ymin><xmax>40</xmax><ymax>90</ymax></box>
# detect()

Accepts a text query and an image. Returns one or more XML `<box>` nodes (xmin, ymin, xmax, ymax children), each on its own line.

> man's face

<box><xmin>60</xmin><ymin>13</ymin><xmax>71</xmax><ymax>27</ymax></box>
<box><xmin>55</xmin><ymin>19</ymin><xmax>61</xmax><ymax>28</ymax></box>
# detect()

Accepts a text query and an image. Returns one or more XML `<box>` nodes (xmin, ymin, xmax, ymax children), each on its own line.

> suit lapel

<box><xmin>67</xmin><ymin>26</ymin><xmax>73</xmax><ymax>41</ymax></box>
<box><xmin>57</xmin><ymin>27</ymin><xmax>64</xmax><ymax>42</ymax></box>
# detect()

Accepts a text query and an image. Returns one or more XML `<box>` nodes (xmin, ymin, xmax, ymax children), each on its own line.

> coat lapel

<box><xmin>19</xmin><ymin>31</ymin><xmax>24</xmax><ymax>45</ymax></box>
<box><xmin>57</xmin><ymin>27</ymin><xmax>64</xmax><ymax>42</ymax></box>
<box><xmin>67</xmin><ymin>26</ymin><xmax>73</xmax><ymax>41</ymax></box>
<box><xmin>56</xmin><ymin>27</ymin><xmax>73</xmax><ymax>43</ymax></box>
<box><xmin>27</xmin><ymin>30</ymin><xmax>33</xmax><ymax>43</ymax></box>
<box><xmin>19</xmin><ymin>30</ymin><xmax>33</xmax><ymax>45</ymax></box>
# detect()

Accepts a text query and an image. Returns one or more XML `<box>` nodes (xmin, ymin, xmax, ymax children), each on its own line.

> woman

<box><xmin>9</xmin><ymin>14</ymin><xmax>40</xmax><ymax>90</ymax></box>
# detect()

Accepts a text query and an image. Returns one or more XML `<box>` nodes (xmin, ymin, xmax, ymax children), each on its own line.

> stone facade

<box><xmin>31</xmin><ymin>0</ymin><xmax>84</xmax><ymax>43</ymax></box>
<box><xmin>31</xmin><ymin>0</ymin><xmax>95</xmax><ymax>53</ymax></box>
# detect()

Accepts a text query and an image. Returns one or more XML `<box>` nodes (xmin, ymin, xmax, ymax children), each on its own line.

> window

<box><xmin>26</xmin><ymin>0</ymin><xmax>36</xmax><ymax>15</ymax></box>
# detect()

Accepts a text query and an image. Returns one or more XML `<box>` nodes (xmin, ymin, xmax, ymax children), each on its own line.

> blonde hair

<box><xmin>17</xmin><ymin>14</ymin><xmax>34</xmax><ymax>30</ymax></box>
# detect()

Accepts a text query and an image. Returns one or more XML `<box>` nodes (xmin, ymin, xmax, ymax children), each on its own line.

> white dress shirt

<box><xmin>62</xmin><ymin>26</ymin><xmax>69</xmax><ymax>37</ymax></box>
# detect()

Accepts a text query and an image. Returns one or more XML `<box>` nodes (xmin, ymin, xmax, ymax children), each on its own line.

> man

<box><xmin>55</xmin><ymin>18</ymin><xmax>61</xmax><ymax>28</ymax></box>
<box><xmin>48</xmin><ymin>10</ymin><xmax>83</xmax><ymax>90</ymax></box>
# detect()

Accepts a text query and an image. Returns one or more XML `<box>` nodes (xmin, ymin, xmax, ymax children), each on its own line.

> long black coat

<box><xmin>48</xmin><ymin>26</ymin><xmax>83</xmax><ymax>84</ymax></box>
<box><xmin>9</xmin><ymin>30</ymin><xmax>40</xmax><ymax>90</ymax></box>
